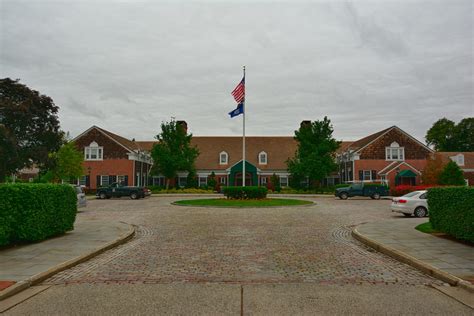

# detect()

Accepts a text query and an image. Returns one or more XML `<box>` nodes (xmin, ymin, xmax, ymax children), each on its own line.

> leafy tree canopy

<box><xmin>426</xmin><ymin>117</ymin><xmax>474</xmax><ymax>151</ymax></box>
<box><xmin>421</xmin><ymin>154</ymin><xmax>444</xmax><ymax>185</ymax></box>
<box><xmin>49</xmin><ymin>141</ymin><xmax>84</xmax><ymax>182</ymax></box>
<box><xmin>287</xmin><ymin>117</ymin><xmax>340</xmax><ymax>187</ymax></box>
<box><xmin>0</xmin><ymin>78</ymin><xmax>64</xmax><ymax>181</ymax></box>
<box><xmin>438</xmin><ymin>160</ymin><xmax>465</xmax><ymax>186</ymax></box>
<box><xmin>151</xmin><ymin>120</ymin><xmax>199</xmax><ymax>189</ymax></box>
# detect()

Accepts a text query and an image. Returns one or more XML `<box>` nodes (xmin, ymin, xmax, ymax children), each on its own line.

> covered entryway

<box><xmin>228</xmin><ymin>160</ymin><xmax>258</xmax><ymax>186</ymax></box>
<box><xmin>395</xmin><ymin>169</ymin><xmax>417</xmax><ymax>186</ymax></box>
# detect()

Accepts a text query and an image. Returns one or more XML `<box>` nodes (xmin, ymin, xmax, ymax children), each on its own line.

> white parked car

<box><xmin>391</xmin><ymin>190</ymin><xmax>428</xmax><ymax>217</ymax></box>
<box><xmin>73</xmin><ymin>185</ymin><xmax>87</xmax><ymax>208</ymax></box>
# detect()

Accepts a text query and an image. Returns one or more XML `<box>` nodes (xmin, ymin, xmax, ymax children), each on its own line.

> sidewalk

<box><xmin>353</xmin><ymin>218</ymin><xmax>474</xmax><ymax>289</ymax></box>
<box><xmin>0</xmin><ymin>218</ymin><xmax>134</xmax><ymax>300</ymax></box>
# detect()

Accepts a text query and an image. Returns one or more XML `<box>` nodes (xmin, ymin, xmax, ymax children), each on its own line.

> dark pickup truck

<box><xmin>335</xmin><ymin>183</ymin><xmax>389</xmax><ymax>200</ymax></box>
<box><xmin>96</xmin><ymin>182</ymin><xmax>146</xmax><ymax>200</ymax></box>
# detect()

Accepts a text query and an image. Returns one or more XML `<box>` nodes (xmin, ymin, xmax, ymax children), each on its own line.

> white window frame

<box><xmin>450</xmin><ymin>154</ymin><xmax>464</xmax><ymax>166</ymax></box>
<box><xmin>198</xmin><ymin>176</ymin><xmax>208</xmax><ymax>187</ymax></box>
<box><xmin>85</xmin><ymin>141</ymin><xmax>103</xmax><ymax>161</ymax></box>
<box><xmin>261</xmin><ymin>177</ymin><xmax>267</xmax><ymax>186</ymax></box>
<box><xmin>220</xmin><ymin>177</ymin><xmax>227</xmax><ymax>185</ymax></box>
<box><xmin>385</xmin><ymin>142</ymin><xmax>404</xmax><ymax>161</ymax></box>
<box><xmin>280</xmin><ymin>176</ymin><xmax>288</xmax><ymax>187</ymax></box>
<box><xmin>117</xmin><ymin>175</ymin><xmax>126</xmax><ymax>185</ymax></box>
<box><xmin>79</xmin><ymin>175</ymin><xmax>87</xmax><ymax>186</ymax></box>
<box><xmin>258</xmin><ymin>151</ymin><xmax>267</xmax><ymax>165</ymax></box>
<box><xmin>362</xmin><ymin>170</ymin><xmax>372</xmax><ymax>181</ymax></box>
<box><xmin>100</xmin><ymin>175</ymin><xmax>109</xmax><ymax>186</ymax></box>
<box><xmin>219</xmin><ymin>151</ymin><xmax>228</xmax><ymax>165</ymax></box>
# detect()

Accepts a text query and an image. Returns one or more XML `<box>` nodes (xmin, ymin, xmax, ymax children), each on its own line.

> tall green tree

<box><xmin>438</xmin><ymin>160</ymin><xmax>465</xmax><ymax>186</ymax></box>
<box><xmin>151</xmin><ymin>120</ymin><xmax>199</xmax><ymax>189</ymax></box>
<box><xmin>49</xmin><ymin>141</ymin><xmax>84</xmax><ymax>182</ymax></box>
<box><xmin>287</xmin><ymin>117</ymin><xmax>340</xmax><ymax>188</ymax></box>
<box><xmin>0</xmin><ymin>78</ymin><xmax>64</xmax><ymax>182</ymax></box>
<box><xmin>425</xmin><ymin>117</ymin><xmax>474</xmax><ymax>151</ymax></box>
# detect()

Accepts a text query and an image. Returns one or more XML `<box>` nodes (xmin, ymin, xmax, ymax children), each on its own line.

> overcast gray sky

<box><xmin>1</xmin><ymin>0</ymin><xmax>473</xmax><ymax>142</ymax></box>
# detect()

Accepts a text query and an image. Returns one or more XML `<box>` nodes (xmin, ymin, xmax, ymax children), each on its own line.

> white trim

<box><xmin>225</xmin><ymin>160</ymin><xmax>261</xmax><ymax>172</ymax></box>
<box><xmin>219</xmin><ymin>151</ymin><xmax>229</xmax><ymax>165</ymax></box>
<box><xmin>354</xmin><ymin>126</ymin><xmax>434</xmax><ymax>154</ymax></box>
<box><xmin>385</xmin><ymin>146</ymin><xmax>405</xmax><ymax>161</ymax></box>
<box><xmin>381</xmin><ymin>161</ymin><xmax>422</xmax><ymax>176</ymax></box>
<box><xmin>73</xmin><ymin>126</ymin><xmax>135</xmax><ymax>153</ymax></box>
<box><xmin>378</xmin><ymin>161</ymin><xmax>399</xmax><ymax>175</ymax></box>
<box><xmin>258</xmin><ymin>151</ymin><xmax>268</xmax><ymax>165</ymax></box>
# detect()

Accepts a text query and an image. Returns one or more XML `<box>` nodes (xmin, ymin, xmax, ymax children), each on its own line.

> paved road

<box><xmin>5</xmin><ymin>196</ymin><xmax>472</xmax><ymax>314</ymax></box>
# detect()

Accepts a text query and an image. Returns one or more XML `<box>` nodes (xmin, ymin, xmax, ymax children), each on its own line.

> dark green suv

<box><xmin>96</xmin><ymin>182</ymin><xmax>145</xmax><ymax>200</ymax></box>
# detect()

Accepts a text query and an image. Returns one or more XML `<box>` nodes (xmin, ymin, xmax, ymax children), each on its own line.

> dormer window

<box><xmin>450</xmin><ymin>154</ymin><xmax>464</xmax><ymax>166</ymax></box>
<box><xmin>219</xmin><ymin>151</ymin><xmax>228</xmax><ymax>165</ymax></box>
<box><xmin>385</xmin><ymin>142</ymin><xmax>404</xmax><ymax>161</ymax></box>
<box><xmin>85</xmin><ymin>141</ymin><xmax>103</xmax><ymax>161</ymax></box>
<box><xmin>259</xmin><ymin>151</ymin><xmax>267</xmax><ymax>165</ymax></box>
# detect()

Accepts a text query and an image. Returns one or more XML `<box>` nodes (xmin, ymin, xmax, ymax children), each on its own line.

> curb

<box><xmin>171</xmin><ymin>200</ymin><xmax>315</xmax><ymax>209</ymax></box>
<box><xmin>352</xmin><ymin>227</ymin><xmax>474</xmax><ymax>293</ymax></box>
<box><xmin>0</xmin><ymin>222</ymin><xmax>136</xmax><ymax>301</ymax></box>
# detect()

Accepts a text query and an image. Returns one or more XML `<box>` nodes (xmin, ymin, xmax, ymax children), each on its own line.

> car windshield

<box><xmin>402</xmin><ymin>191</ymin><xmax>419</xmax><ymax>198</ymax></box>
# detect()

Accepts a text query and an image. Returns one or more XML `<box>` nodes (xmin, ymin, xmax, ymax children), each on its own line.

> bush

<box><xmin>223</xmin><ymin>186</ymin><xmax>268</xmax><ymax>199</ymax></box>
<box><xmin>428</xmin><ymin>187</ymin><xmax>474</xmax><ymax>242</ymax></box>
<box><xmin>0</xmin><ymin>183</ymin><xmax>77</xmax><ymax>246</ymax></box>
<box><xmin>155</xmin><ymin>188</ymin><xmax>214</xmax><ymax>194</ymax></box>
<box><xmin>391</xmin><ymin>185</ymin><xmax>436</xmax><ymax>196</ymax></box>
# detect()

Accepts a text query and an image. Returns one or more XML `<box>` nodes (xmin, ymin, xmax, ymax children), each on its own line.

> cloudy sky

<box><xmin>1</xmin><ymin>0</ymin><xmax>472</xmax><ymax>142</ymax></box>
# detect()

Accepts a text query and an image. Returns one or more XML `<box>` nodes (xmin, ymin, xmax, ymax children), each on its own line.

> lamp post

<box><xmin>87</xmin><ymin>166</ymin><xmax>92</xmax><ymax>188</ymax></box>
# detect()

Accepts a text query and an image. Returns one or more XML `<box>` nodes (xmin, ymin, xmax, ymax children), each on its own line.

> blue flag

<box><xmin>229</xmin><ymin>103</ymin><xmax>244</xmax><ymax>118</ymax></box>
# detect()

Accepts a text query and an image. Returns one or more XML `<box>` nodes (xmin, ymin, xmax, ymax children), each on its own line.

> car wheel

<box><xmin>339</xmin><ymin>192</ymin><xmax>348</xmax><ymax>200</ymax></box>
<box><xmin>414</xmin><ymin>207</ymin><xmax>427</xmax><ymax>218</ymax></box>
<box><xmin>99</xmin><ymin>192</ymin><xmax>107</xmax><ymax>199</ymax></box>
<box><xmin>130</xmin><ymin>192</ymin><xmax>138</xmax><ymax>200</ymax></box>
<box><xmin>373</xmin><ymin>193</ymin><xmax>381</xmax><ymax>200</ymax></box>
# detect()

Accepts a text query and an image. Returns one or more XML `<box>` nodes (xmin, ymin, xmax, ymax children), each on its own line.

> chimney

<box><xmin>300</xmin><ymin>120</ymin><xmax>311</xmax><ymax>129</ymax></box>
<box><xmin>177</xmin><ymin>120</ymin><xmax>188</xmax><ymax>134</ymax></box>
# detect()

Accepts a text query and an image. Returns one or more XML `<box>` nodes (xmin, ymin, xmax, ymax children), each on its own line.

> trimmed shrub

<box><xmin>428</xmin><ymin>187</ymin><xmax>474</xmax><ymax>242</ymax></box>
<box><xmin>223</xmin><ymin>186</ymin><xmax>268</xmax><ymax>199</ymax></box>
<box><xmin>391</xmin><ymin>185</ymin><xmax>436</xmax><ymax>196</ymax></box>
<box><xmin>0</xmin><ymin>183</ymin><xmax>77</xmax><ymax>246</ymax></box>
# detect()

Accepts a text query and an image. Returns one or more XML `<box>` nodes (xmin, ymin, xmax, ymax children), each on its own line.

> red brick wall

<box><xmin>84</xmin><ymin>159</ymin><xmax>134</xmax><ymax>189</ymax></box>
<box><xmin>354</xmin><ymin>159</ymin><xmax>427</xmax><ymax>187</ymax></box>
<box><xmin>464</xmin><ymin>171</ymin><xmax>474</xmax><ymax>186</ymax></box>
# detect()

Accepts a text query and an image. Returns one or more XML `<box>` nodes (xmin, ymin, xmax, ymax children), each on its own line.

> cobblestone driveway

<box><xmin>45</xmin><ymin>196</ymin><xmax>440</xmax><ymax>286</ymax></box>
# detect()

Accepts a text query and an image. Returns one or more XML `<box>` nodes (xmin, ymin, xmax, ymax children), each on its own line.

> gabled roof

<box><xmin>73</xmin><ymin>125</ymin><xmax>139</xmax><ymax>153</ymax></box>
<box><xmin>435</xmin><ymin>152</ymin><xmax>474</xmax><ymax>169</ymax></box>
<box><xmin>347</xmin><ymin>126</ymin><xmax>394</xmax><ymax>152</ymax></box>
<box><xmin>342</xmin><ymin>126</ymin><xmax>433</xmax><ymax>154</ymax></box>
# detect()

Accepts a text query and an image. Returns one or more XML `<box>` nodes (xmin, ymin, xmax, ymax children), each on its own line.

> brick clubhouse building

<box><xmin>71</xmin><ymin>121</ymin><xmax>472</xmax><ymax>189</ymax></box>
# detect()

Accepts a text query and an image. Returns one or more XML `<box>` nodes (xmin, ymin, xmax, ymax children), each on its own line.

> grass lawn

<box><xmin>415</xmin><ymin>222</ymin><xmax>440</xmax><ymax>234</ymax></box>
<box><xmin>173</xmin><ymin>198</ymin><xmax>313</xmax><ymax>207</ymax></box>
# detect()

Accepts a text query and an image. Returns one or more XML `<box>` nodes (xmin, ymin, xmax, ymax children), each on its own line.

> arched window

<box><xmin>85</xmin><ymin>141</ymin><xmax>103</xmax><ymax>160</ymax></box>
<box><xmin>385</xmin><ymin>142</ymin><xmax>404</xmax><ymax>161</ymax></box>
<box><xmin>259</xmin><ymin>151</ymin><xmax>267</xmax><ymax>165</ymax></box>
<box><xmin>219</xmin><ymin>151</ymin><xmax>228</xmax><ymax>165</ymax></box>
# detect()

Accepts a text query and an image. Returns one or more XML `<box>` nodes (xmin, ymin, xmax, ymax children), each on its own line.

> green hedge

<box><xmin>0</xmin><ymin>183</ymin><xmax>77</xmax><ymax>246</ymax></box>
<box><xmin>223</xmin><ymin>186</ymin><xmax>268</xmax><ymax>199</ymax></box>
<box><xmin>427</xmin><ymin>187</ymin><xmax>474</xmax><ymax>242</ymax></box>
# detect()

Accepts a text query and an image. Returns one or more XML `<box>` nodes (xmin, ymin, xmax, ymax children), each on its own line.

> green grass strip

<box><xmin>415</xmin><ymin>222</ymin><xmax>440</xmax><ymax>234</ymax></box>
<box><xmin>174</xmin><ymin>198</ymin><xmax>313</xmax><ymax>207</ymax></box>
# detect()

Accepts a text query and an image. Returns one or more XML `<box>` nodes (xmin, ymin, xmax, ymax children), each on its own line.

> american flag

<box><xmin>231</xmin><ymin>77</ymin><xmax>245</xmax><ymax>103</ymax></box>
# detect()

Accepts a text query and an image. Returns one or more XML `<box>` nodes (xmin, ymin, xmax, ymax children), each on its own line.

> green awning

<box><xmin>396</xmin><ymin>169</ymin><xmax>417</xmax><ymax>177</ymax></box>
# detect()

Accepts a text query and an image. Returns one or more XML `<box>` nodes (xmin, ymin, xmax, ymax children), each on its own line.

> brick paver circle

<box><xmin>45</xmin><ymin>197</ymin><xmax>441</xmax><ymax>286</ymax></box>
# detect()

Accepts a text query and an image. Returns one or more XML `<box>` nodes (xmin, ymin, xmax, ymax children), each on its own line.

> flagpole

<box><xmin>242</xmin><ymin>65</ymin><xmax>246</xmax><ymax>187</ymax></box>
